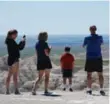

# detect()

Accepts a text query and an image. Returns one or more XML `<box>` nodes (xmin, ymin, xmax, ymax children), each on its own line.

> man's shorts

<box><xmin>85</xmin><ymin>58</ymin><xmax>103</xmax><ymax>72</ymax></box>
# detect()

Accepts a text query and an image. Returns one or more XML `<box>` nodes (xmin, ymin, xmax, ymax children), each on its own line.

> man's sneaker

<box><xmin>100</xmin><ymin>90</ymin><xmax>105</xmax><ymax>96</ymax></box>
<box><xmin>6</xmin><ymin>90</ymin><xmax>10</xmax><ymax>95</ymax></box>
<box><xmin>69</xmin><ymin>88</ymin><xmax>73</xmax><ymax>92</ymax></box>
<box><xmin>63</xmin><ymin>88</ymin><xmax>66</xmax><ymax>91</ymax></box>
<box><xmin>86</xmin><ymin>90</ymin><xmax>92</xmax><ymax>95</ymax></box>
<box><xmin>15</xmin><ymin>89</ymin><xmax>20</xmax><ymax>95</ymax></box>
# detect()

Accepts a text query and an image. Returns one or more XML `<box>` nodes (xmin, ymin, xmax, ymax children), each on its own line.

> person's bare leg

<box><xmin>69</xmin><ymin>77</ymin><xmax>72</xmax><ymax>85</ymax></box>
<box><xmin>6</xmin><ymin>67</ymin><xmax>13</xmax><ymax>94</ymax></box>
<box><xmin>68</xmin><ymin>78</ymin><xmax>73</xmax><ymax>91</ymax></box>
<box><xmin>98</xmin><ymin>72</ymin><xmax>104</xmax><ymax>89</ymax></box>
<box><xmin>44</xmin><ymin>69</ymin><xmax>50</xmax><ymax>93</ymax></box>
<box><xmin>86</xmin><ymin>72</ymin><xmax>92</xmax><ymax>94</ymax></box>
<box><xmin>87</xmin><ymin>72</ymin><xmax>92</xmax><ymax>89</ymax></box>
<box><xmin>13</xmin><ymin>62</ymin><xmax>19</xmax><ymax>90</ymax></box>
<box><xmin>13</xmin><ymin>72</ymin><xmax>18</xmax><ymax>90</ymax></box>
<box><xmin>98</xmin><ymin>72</ymin><xmax>105</xmax><ymax>96</ymax></box>
<box><xmin>13</xmin><ymin>72</ymin><xmax>21</xmax><ymax>94</ymax></box>
<box><xmin>32</xmin><ymin>70</ymin><xmax>44</xmax><ymax>95</ymax></box>
<box><xmin>63</xmin><ymin>78</ymin><xmax>66</xmax><ymax>85</ymax></box>
<box><xmin>63</xmin><ymin>78</ymin><xmax>67</xmax><ymax>90</ymax></box>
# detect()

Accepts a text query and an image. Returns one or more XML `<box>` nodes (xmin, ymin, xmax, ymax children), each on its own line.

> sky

<box><xmin>0</xmin><ymin>1</ymin><xmax>109</xmax><ymax>35</ymax></box>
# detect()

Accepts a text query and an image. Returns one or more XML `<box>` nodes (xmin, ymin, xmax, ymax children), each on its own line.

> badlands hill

<box><xmin>0</xmin><ymin>55</ymin><xmax>109</xmax><ymax>94</ymax></box>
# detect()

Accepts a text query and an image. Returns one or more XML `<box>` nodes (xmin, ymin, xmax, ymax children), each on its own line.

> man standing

<box><xmin>83</xmin><ymin>25</ymin><xmax>105</xmax><ymax>96</ymax></box>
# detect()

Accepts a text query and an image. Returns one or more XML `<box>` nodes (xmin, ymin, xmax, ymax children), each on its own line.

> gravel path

<box><xmin>0</xmin><ymin>90</ymin><xmax>109</xmax><ymax>104</ymax></box>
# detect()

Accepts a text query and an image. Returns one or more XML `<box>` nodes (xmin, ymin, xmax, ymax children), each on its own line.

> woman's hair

<box><xmin>38</xmin><ymin>32</ymin><xmax>48</xmax><ymax>41</ymax></box>
<box><xmin>5</xmin><ymin>29</ymin><xmax>18</xmax><ymax>44</ymax></box>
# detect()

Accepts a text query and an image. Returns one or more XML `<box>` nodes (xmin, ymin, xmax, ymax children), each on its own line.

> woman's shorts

<box><xmin>62</xmin><ymin>69</ymin><xmax>73</xmax><ymax>78</ymax></box>
<box><xmin>37</xmin><ymin>59</ymin><xmax>52</xmax><ymax>71</ymax></box>
<box><xmin>85</xmin><ymin>58</ymin><xmax>103</xmax><ymax>72</ymax></box>
<box><xmin>8</xmin><ymin>57</ymin><xmax>19</xmax><ymax>66</ymax></box>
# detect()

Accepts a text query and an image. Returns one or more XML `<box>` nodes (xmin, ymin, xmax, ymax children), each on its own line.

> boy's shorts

<box><xmin>62</xmin><ymin>69</ymin><xmax>73</xmax><ymax>78</ymax></box>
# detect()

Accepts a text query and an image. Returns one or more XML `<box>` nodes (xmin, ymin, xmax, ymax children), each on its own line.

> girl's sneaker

<box><xmin>6</xmin><ymin>89</ymin><xmax>10</xmax><ymax>95</ymax></box>
<box><xmin>69</xmin><ymin>88</ymin><xmax>73</xmax><ymax>92</ymax></box>
<box><xmin>32</xmin><ymin>91</ymin><xmax>37</xmax><ymax>95</ymax></box>
<box><xmin>44</xmin><ymin>91</ymin><xmax>52</xmax><ymax>96</ymax></box>
<box><xmin>100</xmin><ymin>90</ymin><xmax>105</xmax><ymax>96</ymax></box>
<box><xmin>15</xmin><ymin>89</ymin><xmax>20</xmax><ymax>95</ymax></box>
<box><xmin>63</xmin><ymin>88</ymin><xmax>66</xmax><ymax>91</ymax></box>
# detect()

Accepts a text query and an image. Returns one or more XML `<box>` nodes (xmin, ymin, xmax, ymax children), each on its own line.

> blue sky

<box><xmin>0</xmin><ymin>1</ymin><xmax>109</xmax><ymax>35</ymax></box>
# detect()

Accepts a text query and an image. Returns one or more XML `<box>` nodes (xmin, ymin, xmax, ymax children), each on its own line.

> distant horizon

<box><xmin>0</xmin><ymin>33</ymin><xmax>109</xmax><ymax>36</ymax></box>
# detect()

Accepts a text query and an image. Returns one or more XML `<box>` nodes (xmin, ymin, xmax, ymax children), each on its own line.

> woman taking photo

<box><xmin>32</xmin><ymin>32</ymin><xmax>52</xmax><ymax>95</ymax></box>
<box><xmin>5</xmin><ymin>29</ymin><xmax>26</xmax><ymax>94</ymax></box>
